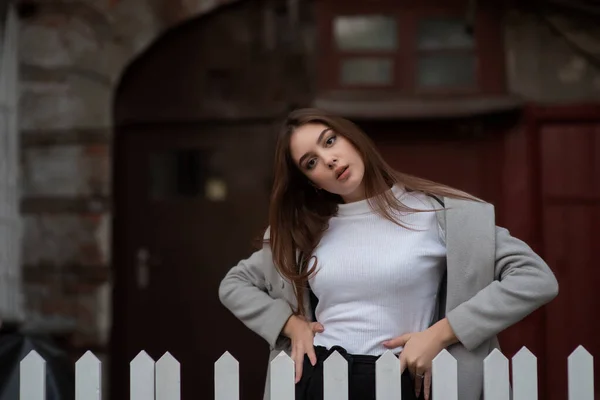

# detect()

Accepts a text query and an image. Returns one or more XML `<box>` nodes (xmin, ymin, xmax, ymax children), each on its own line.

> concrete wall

<box><xmin>506</xmin><ymin>9</ymin><xmax>600</xmax><ymax>102</ymax></box>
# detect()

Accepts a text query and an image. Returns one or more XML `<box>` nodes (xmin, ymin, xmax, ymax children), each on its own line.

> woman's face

<box><xmin>289</xmin><ymin>123</ymin><xmax>366</xmax><ymax>203</ymax></box>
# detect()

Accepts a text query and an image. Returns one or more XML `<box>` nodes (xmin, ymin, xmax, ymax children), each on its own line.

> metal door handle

<box><xmin>136</xmin><ymin>247</ymin><xmax>159</xmax><ymax>289</ymax></box>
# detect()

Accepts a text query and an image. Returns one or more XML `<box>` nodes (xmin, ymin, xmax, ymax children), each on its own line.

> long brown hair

<box><xmin>268</xmin><ymin>108</ymin><xmax>479</xmax><ymax>317</ymax></box>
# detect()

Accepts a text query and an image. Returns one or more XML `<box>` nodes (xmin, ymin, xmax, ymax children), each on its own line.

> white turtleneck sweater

<box><xmin>309</xmin><ymin>185</ymin><xmax>446</xmax><ymax>356</ymax></box>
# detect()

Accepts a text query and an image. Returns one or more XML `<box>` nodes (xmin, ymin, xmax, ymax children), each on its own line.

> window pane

<box><xmin>149</xmin><ymin>149</ymin><xmax>227</xmax><ymax>201</ymax></box>
<box><xmin>341</xmin><ymin>58</ymin><xmax>393</xmax><ymax>85</ymax></box>
<box><xmin>417</xmin><ymin>54</ymin><xmax>476</xmax><ymax>87</ymax></box>
<box><xmin>334</xmin><ymin>15</ymin><xmax>397</xmax><ymax>51</ymax></box>
<box><xmin>418</xmin><ymin>18</ymin><xmax>473</xmax><ymax>50</ymax></box>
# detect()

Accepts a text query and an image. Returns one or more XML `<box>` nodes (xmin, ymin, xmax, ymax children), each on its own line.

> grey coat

<box><xmin>218</xmin><ymin>197</ymin><xmax>559</xmax><ymax>400</ymax></box>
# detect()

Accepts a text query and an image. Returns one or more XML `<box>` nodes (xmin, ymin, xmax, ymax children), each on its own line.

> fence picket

<box><xmin>270</xmin><ymin>352</ymin><xmax>294</xmax><ymax>400</ymax></box>
<box><xmin>568</xmin><ymin>346</ymin><xmax>594</xmax><ymax>400</ymax></box>
<box><xmin>76</xmin><ymin>351</ymin><xmax>102</xmax><ymax>400</ymax></box>
<box><xmin>215</xmin><ymin>352</ymin><xmax>239</xmax><ymax>400</ymax></box>
<box><xmin>375</xmin><ymin>351</ymin><xmax>401</xmax><ymax>400</ymax></box>
<box><xmin>512</xmin><ymin>347</ymin><xmax>537</xmax><ymax>400</ymax></box>
<box><xmin>20</xmin><ymin>350</ymin><xmax>45</xmax><ymax>400</ymax></box>
<box><xmin>483</xmin><ymin>349</ymin><xmax>510</xmax><ymax>400</ymax></box>
<box><xmin>156</xmin><ymin>352</ymin><xmax>180</xmax><ymax>400</ymax></box>
<box><xmin>324</xmin><ymin>351</ymin><xmax>348</xmax><ymax>400</ymax></box>
<box><xmin>432</xmin><ymin>349</ymin><xmax>457</xmax><ymax>400</ymax></box>
<box><xmin>16</xmin><ymin>345</ymin><xmax>600</xmax><ymax>399</ymax></box>
<box><xmin>130</xmin><ymin>351</ymin><xmax>155</xmax><ymax>400</ymax></box>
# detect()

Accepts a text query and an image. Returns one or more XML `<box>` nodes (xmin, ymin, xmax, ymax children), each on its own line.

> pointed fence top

<box><xmin>513</xmin><ymin>346</ymin><xmax>536</xmax><ymax>362</ymax></box>
<box><xmin>569</xmin><ymin>345</ymin><xmax>592</xmax><ymax>361</ymax></box>
<box><xmin>324</xmin><ymin>350</ymin><xmax>347</xmax><ymax>367</ymax></box>
<box><xmin>376</xmin><ymin>350</ymin><xmax>398</xmax><ymax>366</ymax></box>
<box><xmin>433</xmin><ymin>349</ymin><xmax>456</xmax><ymax>365</ymax></box>
<box><xmin>271</xmin><ymin>352</ymin><xmax>294</xmax><ymax>369</ymax></box>
<box><xmin>131</xmin><ymin>350</ymin><xmax>155</xmax><ymax>366</ymax></box>
<box><xmin>215</xmin><ymin>351</ymin><xmax>238</xmax><ymax>368</ymax></box>
<box><xmin>484</xmin><ymin>348</ymin><xmax>508</xmax><ymax>366</ymax></box>
<box><xmin>21</xmin><ymin>350</ymin><xmax>45</xmax><ymax>366</ymax></box>
<box><xmin>77</xmin><ymin>350</ymin><xmax>101</xmax><ymax>367</ymax></box>
<box><xmin>157</xmin><ymin>352</ymin><xmax>179</xmax><ymax>368</ymax></box>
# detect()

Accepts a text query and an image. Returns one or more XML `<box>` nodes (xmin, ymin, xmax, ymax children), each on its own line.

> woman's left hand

<box><xmin>382</xmin><ymin>318</ymin><xmax>458</xmax><ymax>400</ymax></box>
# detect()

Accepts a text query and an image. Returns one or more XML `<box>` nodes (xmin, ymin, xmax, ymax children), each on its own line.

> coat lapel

<box><xmin>443</xmin><ymin>197</ymin><xmax>496</xmax><ymax>311</ymax></box>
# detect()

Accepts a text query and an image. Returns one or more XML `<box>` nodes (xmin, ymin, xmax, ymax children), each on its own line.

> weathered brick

<box><xmin>19</xmin><ymin>76</ymin><xmax>111</xmax><ymax>130</ymax></box>
<box><xmin>22</xmin><ymin>214</ymin><xmax>109</xmax><ymax>266</ymax></box>
<box><xmin>22</xmin><ymin>279</ymin><xmax>108</xmax><ymax>346</ymax></box>
<box><xmin>20</xmin><ymin>17</ymin><xmax>102</xmax><ymax>81</ymax></box>
<box><xmin>24</xmin><ymin>264</ymin><xmax>110</xmax><ymax>285</ymax></box>
<box><xmin>62</xmin><ymin>281</ymin><xmax>98</xmax><ymax>295</ymax></box>
<box><xmin>21</xmin><ymin>144</ymin><xmax>109</xmax><ymax>197</ymax></box>
<box><xmin>40</xmin><ymin>297</ymin><xmax>76</xmax><ymax>315</ymax></box>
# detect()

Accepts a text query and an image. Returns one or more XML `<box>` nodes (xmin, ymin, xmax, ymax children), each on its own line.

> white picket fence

<box><xmin>19</xmin><ymin>346</ymin><xmax>595</xmax><ymax>399</ymax></box>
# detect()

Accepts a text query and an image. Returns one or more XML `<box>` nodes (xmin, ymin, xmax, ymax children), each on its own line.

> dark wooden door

<box><xmin>111</xmin><ymin>124</ymin><xmax>274</xmax><ymax>400</ymax></box>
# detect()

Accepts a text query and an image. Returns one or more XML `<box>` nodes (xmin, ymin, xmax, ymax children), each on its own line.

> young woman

<box><xmin>219</xmin><ymin>108</ymin><xmax>558</xmax><ymax>400</ymax></box>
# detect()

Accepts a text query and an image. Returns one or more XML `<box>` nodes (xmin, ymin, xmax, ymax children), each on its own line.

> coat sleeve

<box><xmin>446</xmin><ymin>226</ymin><xmax>559</xmax><ymax>351</ymax></box>
<box><xmin>218</xmin><ymin>241</ymin><xmax>294</xmax><ymax>348</ymax></box>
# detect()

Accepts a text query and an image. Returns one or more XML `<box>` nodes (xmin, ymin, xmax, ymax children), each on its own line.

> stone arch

<box><xmin>113</xmin><ymin>0</ymin><xmax>311</xmax><ymax>124</ymax></box>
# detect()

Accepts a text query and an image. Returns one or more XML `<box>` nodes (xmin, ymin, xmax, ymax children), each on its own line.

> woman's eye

<box><xmin>306</xmin><ymin>158</ymin><xmax>317</xmax><ymax>169</ymax></box>
<box><xmin>325</xmin><ymin>135</ymin><xmax>337</xmax><ymax>146</ymax></box>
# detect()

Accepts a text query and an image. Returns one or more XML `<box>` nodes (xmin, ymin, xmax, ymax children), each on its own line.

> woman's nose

<box><xmin>327</xmin><ymin>158</ymin><xmax>338</xmax><ymax>169</ymax></box>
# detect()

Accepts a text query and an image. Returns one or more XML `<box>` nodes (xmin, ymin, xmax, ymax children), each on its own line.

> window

<box><xmin>341</xmin><ymin>58</ymin><xmax>393</xmax><ymax>85</ymax></box>
<box><xmin>148</xmin><ymin>149</ymin><xmax>227</xmax><ymax>202</ymax></box>
<box><xmin>334</xmin><ymin>15</ymin><xmax>397</xmax><ymax>51</ymax></box>
<box><xmin>416</xmin><ymin>18</ymin><xmax>476</xmax><ymax>89</ymax></box>
<box><xmin>332</xmin><ymin>14</ymin><xmax>398</xmax><ymax>87</ymax></box>
<box><xmin>317</xmin><ymin>4</ymin><xmax>504</xmax><ymax>96</ymax></box>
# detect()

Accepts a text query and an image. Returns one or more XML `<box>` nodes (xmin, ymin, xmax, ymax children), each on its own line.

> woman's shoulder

<box><xmin>443</xmin><ymin>195</ymin><xmax>494</xmax><ymax>214</ymax></box>
<box><xmin>406</xmin><ymin>189</ymin><xmax>494</xmax><ymax>216</ymax></box>
<box><xmin>441</xmin><ymin>196</ymin><xmax>496</xmax><ymax>236</ymax></box>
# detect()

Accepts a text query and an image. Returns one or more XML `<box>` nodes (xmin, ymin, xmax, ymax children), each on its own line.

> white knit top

<box><xmin>309</xmin><ymin>185</ymin><xmax>447</xmax><ymax>356</ymax></box>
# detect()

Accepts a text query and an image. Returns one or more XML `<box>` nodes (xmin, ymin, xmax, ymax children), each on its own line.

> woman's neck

<box><xmin>341</xmin><ymin>182</ymin><xmax>394</xmax><ymax>204</ymax></box>
<box><xmin>341</xmin><ymin>185</ymin><xmax>367</xmax><ymax>203</ymax></box>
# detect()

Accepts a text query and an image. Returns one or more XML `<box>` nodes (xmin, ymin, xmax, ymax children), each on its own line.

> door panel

<box><xmin>541</xmin><ymin>124</ymin><xmax>600</xmax><ymax>199</ymax></box>
<box><xmin>540</xmin><ymin>122</ymin><xmax>600</xmax><ymax>400</ymax></box>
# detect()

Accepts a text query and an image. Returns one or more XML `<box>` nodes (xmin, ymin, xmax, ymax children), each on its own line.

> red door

<box><xmin>537</xmin><ymin>114</ymin><xmax>600</xmax><ymax>400</ymax></box>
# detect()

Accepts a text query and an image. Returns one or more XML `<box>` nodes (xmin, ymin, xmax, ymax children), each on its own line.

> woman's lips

<box><xmin>337</xmin><ymin>166</ymin><xmax>350</xmax><ymax>181</ymax></box>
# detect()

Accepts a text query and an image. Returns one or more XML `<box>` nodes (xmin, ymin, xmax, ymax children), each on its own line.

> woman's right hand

<box><xmin>282</xmin><ymin>315</ymin><xmax>324</xmax><ymax>383</ymax></box>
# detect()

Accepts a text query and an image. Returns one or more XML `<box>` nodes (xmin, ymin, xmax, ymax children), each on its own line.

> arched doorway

<box><xmin>109</xmin><ymin>5</ymin><xmax>288</xmax><ymax>399</ymax></box>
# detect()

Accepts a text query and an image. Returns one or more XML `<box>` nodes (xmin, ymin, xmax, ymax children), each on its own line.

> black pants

<box><xmin>295</xmin><ymin>346</ymin><xmax>425</xmax><ymax>400</ymax></box>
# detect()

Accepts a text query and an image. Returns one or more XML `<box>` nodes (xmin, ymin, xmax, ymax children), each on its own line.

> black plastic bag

<box><xmin>0</xmin><ymin>333</ymin><xmax>74</xmax><ymax>400</ymax></box>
